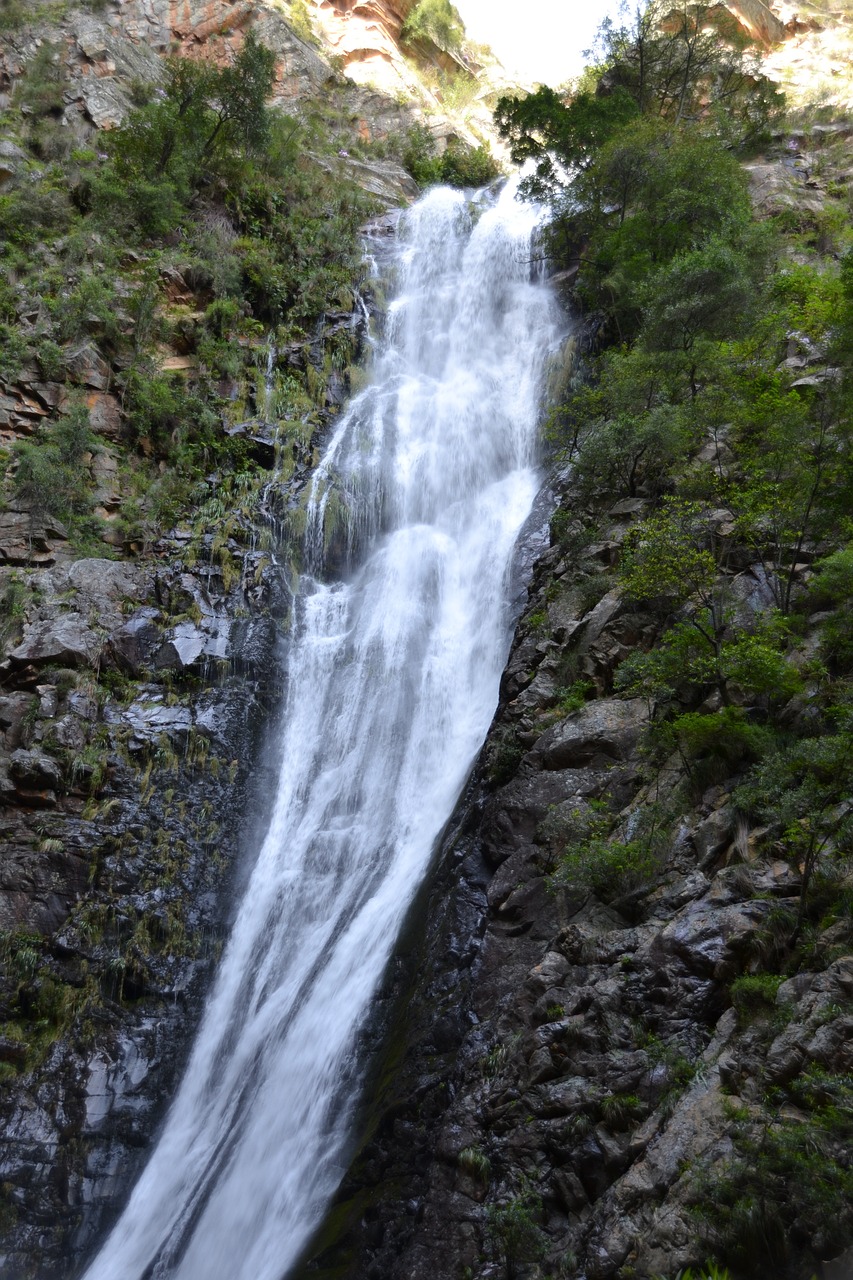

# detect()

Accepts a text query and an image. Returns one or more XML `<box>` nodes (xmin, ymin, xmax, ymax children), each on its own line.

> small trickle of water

<box><xmin>82</xmin><ymin>179</ymin><xmax>567</xmax><ymax>1280</ymax></box>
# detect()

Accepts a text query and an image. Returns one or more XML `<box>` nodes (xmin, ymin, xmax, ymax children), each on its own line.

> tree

<box><xmin>486</xmin><ymin>1194</ymin><xmax>546</xmax><ymax>1279</ymax></box>
<box><xmin>495</xmin><ymin>0</ymin><xmax>781</xmax><ymax>208</ymax></box>
<box><xmin>92</xmin><ymin>32</ymin><xmax>277</xmax><ymax>235</ymax></box>
<box><xmin>616</xmin><ymin>499</ymin><xmax>799</xmax><ymax>708</ymax></box>
<box><xmin>591</xmin><ymin>0</ymin><xmax>782</xmax><ymax>139</ymax></box>
<box><xmin>735</xmin><ymin>721</ymin><xmax>853</xmax><ymax>941</ymax></box>
<box><xmin>494</xmin><ymin>84</ymin><xmax>639</xmax><ymax>201</ymax></box>
<box><xmin>401</xmin><ymin>0</ymin><xmax>465</xmax><ymax>54</ymax></box>
<box><xmin>575</xmin><ymin>119</ymin><xmax>755</xmax><ymax>336</ymax></box>
<box><xmin>13</xmin><ymin>402</ymin><xmax>99</xmax><ymax>529</ymax></box>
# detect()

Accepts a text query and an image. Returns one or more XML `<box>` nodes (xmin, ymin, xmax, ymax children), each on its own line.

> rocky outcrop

<box><xmin>313</xmin><ymin>0</ymin><xmax>420</xmax><ymax>96</ymax></box>
<box><xmin>721</xmin><ymin>0</ymin><xmax>786</xmax><ymax>46</ymax></box>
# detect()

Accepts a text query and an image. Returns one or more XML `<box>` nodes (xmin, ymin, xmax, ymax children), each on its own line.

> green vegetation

<box><xmin>12</xmin><ymin>401</ymin><xmax>101</xmax><ymax>535</ymax></box>
<box><xmin>402</xmin><ymin>122</ymin><xmax>498</xmax><ymax>189</ymax></box>
<box><xmin>401</xmin><ymin>0</ymin><xmax>465</xmax><ymax>55</ymax></box>
<box><xmin>549</xmin><ymin>799</ymin><xmax>669</xmax><ymax>903</ymax></box>
<box><xmin>699</xmin><ymin>1069</ymin><xmax>853</xmax><ymax>1274</ymax></box>
<box><xmin>729</xmin><ymin>973</ymin><xmax>784</xmax><ymax>1022</ymax></box>
<box><xmin>496</xmin><ymin>11</ymin><xmax>853</xmax><ymax>1272</ymax></box>
<box><xmin>486</xmin><ymin>1191</ymin><xmax>546</xmax><ymax>1279</ymax></box>
<box><xmin>0</xmin><ymin>32</ymin><xmax>374</xmax><ymax>560</ymax></box>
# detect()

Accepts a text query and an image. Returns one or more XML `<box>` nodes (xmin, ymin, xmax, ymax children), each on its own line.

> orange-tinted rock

<box><xmin>87</xmin><ymin>391</ymin><xmax>122</xmax><ymax>440</ymax></box>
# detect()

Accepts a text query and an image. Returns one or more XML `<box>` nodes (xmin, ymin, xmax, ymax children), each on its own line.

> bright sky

<box><xmin>455</xmin><ymin>0</ymin><xmax>628</xmax><ymax>85</ymax></box>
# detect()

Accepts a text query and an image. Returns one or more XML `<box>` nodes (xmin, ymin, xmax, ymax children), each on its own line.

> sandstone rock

<box><xmin>86</xmin><ymin>391</ymin><xmax>122</xmax><ymax>440</ymax></box>
<box><xmin>745</xmin><ymin>159</ymin><xmax>827</xmax><ymax>218</ymax></box>
<box><xmin>64</xmin><ymin>342</ymin><xmax>111</xmax><ymax>390</ymax></box>
<box><xmin>66</xmin><ymin>557</ymin><xmax>145</xmax><ymax>602</ymax></box>
<box><xmin>0</xmin><ymin>508</ymin><xmax>67</xmax><ymax>567</ymax></box>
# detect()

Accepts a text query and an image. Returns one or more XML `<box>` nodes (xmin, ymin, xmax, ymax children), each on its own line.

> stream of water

<box><xmin>82</xmin><ymin>180</ymin><xmax>565</xmax><ymax>1280</ymax></box>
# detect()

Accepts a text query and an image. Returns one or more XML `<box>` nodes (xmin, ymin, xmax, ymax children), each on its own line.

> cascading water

<box><xmin>82</xmin><ymin>180</ymin><xmax>566</xmax><ymax>1280</ymax></box>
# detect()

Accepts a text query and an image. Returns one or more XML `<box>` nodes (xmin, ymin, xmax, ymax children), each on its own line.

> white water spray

<box><xmin>82</xmin><ymin>181</ymin><xmax>565</xmax><ymax>1280</ymax></box>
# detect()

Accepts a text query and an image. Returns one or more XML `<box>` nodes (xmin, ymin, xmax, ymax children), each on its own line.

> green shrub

<box><xmin>811</xmin><ymin>545</ymin><xmax>853</xmax><ymax>673</ymax></box>
<box><xmin>0</xmin><ymin>0</ymin><xmax>27</xmax><ymax>29</ymax></box>
<box><xmin>553</xmin><ymin>680</ymin><xmax>593</xmax><ymax>715</ymax></box>
<box><xmin>729</xmin><ymin>973</ymin><xmax>783</xmax><ymax>1022</ymax></box>
<box><xmin>439</xmin><ymin>138</ymin><xmax>499</xmax><ymax>188</ymax></box>
<box><xmin>699</xmin><ymin>1097</ymin><xmax>853</xmax><ymax>1274</ymax></box>
<box><xmin>555</xmin><ymin>836</ymin><xmax>659</xmax><ymax>901</ymax></box>
<box><xmin>486</xmin><ymin>1192</ymin><xmax>546</xmax><ymax>1279</ymax></box>
<box><xmin>402</xmin><ymin>124</ymin><xmax>498</xmax><ymax>189</ymax></box>
<box><xmin>458</xmin><ymin>1146</ymin><xmax>491</xmax><ymax>1183</ymax></box>
<box><xmin>600</xmin><ymin>1092</ymin><xmax>646</xmax><ymax>1130</ymax></box>
<box><xmin>401</xmin><ymin>0</ymin><xmax>464</xmax><ymax>53</ymax></box>
<box><xmin>203</xmin><ymin>298</ymin><xmax>243</xmax><ymax>338</ymax></box>
<box><xmin>13</xmin><ymin>402</ymin><xmax>99</xmax><ymax>525</ymax></box>
<box><xmin>488</xmin><ymin>729</ymin><xmax>524</xmax><ymax>785</ymax></box>
<box><xmin>0</xmin><ymin>323</ymin><xmax>27</xmax><ymax>383</ymax></box>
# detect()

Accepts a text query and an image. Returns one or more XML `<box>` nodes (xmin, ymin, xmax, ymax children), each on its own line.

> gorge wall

<box><xmin>2</xmin><ymin>2</ymin><xmax>853</xmax><ymax>1279</ymax></box>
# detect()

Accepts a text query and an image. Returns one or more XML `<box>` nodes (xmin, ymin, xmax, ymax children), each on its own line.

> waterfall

<box><xmin>82</xmin><ymin>180</ymin><xmax>566</xmax><ymax>1280</ymax></box>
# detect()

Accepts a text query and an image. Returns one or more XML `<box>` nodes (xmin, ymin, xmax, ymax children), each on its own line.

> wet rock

<box><xmin>155</xmin><ymin>618</ymin><xmax>231</xmax><ymax>671</ymax></box>
<box><xmin>690</xmin><ymin>806</ymin><xmax>734</xmax><ymax>868</ymax></box>
<box><xmin>653</xmin><ymin>900</ymin><xmax>773</xmax><ymax>979</ymax></box>
<box><xmin>0</xmin><ymin>693</ymin><xmax>37</xmax><ymax>749</ymax></box>
<box><xmin>9</xmin><ymin>614</ymin><xmax>102</xmax><ymax>670</ymax></box>
<box><xmin>112</xmin><ymin>697</ymin><xmax>194</xmax><ymax>747</ymax></box>
<box><xmin>229</xmin><ymin>615</ymin><xmax>278</xmax><ymax>675</ymax></box>
<box><xmin>110</xmin><ymin>608</ymin><xmax>163</xmax><ymax>675</ymax></box>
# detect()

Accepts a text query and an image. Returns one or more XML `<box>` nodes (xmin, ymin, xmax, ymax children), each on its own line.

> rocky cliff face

<box><xmin>312</xmin><ymin>0</ymin><xmax>419</xmax><ymax>96</ymax></box>
<box><xmin>302</xmin><ymin>471</ymin><xmax>853</xmax><ymax>1280</ymax></box>
<box><xmin>2</xmin><ymin>2</ymin><xmax>851</xmax><ymax>1278</ymax></box>
<box><xmin>0</xmin><ymin>1</ymin><xmax>399</xmax><ymax>1273</ymax></box>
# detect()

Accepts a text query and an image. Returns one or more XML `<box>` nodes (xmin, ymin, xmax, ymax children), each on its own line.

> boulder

<box><xmin>653</xmin><ymin>899</ymin><xmax>772</xmax><ymax>978</ymax></box>
<box><xmin>110</xmin><ymin>609</ymin><xmax>163</xmax><ymax>675</ymax></box>
<box><xmin>9</xmin><ymin>615</ymin><xmax>101</xmax><ymax>669</ymax></box>
<box><xmin>65</xmin><ymin>343</ymin><xmax>111</xmax><ymax>391</ymax></box>
<box><xmin>0</xmin><ymin>693</ymin><xmax>37</xmax><ymax>749</ymax></box>
<box><xmin>86</xmin><ymin>391</ymin><xmax>122</xmax><ymax>440</ymax></box>
<box><xmin>690</xmin><ymin>806</ymin><xmax>734</xmax><ymax>868</ymax></box>
<box><xmin>9</xmin><ymin>748</ymin><xmax>62</xmax><ymax>790</ymax></box>
<box><xmin>155</xmin><ymin>618</ymin><xmax>231</xmax><ymax>671</ymax></box>
<box><xmin>0</xmin><ymin>139</ymin><xmax>26</xmax><ymax>186</ymax></box>
<box><xmin>533</xmin><ymin>698</ymin><xmax>648</xmax><ymax>770</ymax></box>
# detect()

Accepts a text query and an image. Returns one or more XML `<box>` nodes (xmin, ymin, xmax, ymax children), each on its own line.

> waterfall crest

<box><xmin>82</xmin><ymin>180</ymin><xmax>566</xmax><ymax>1280</ymax></box>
